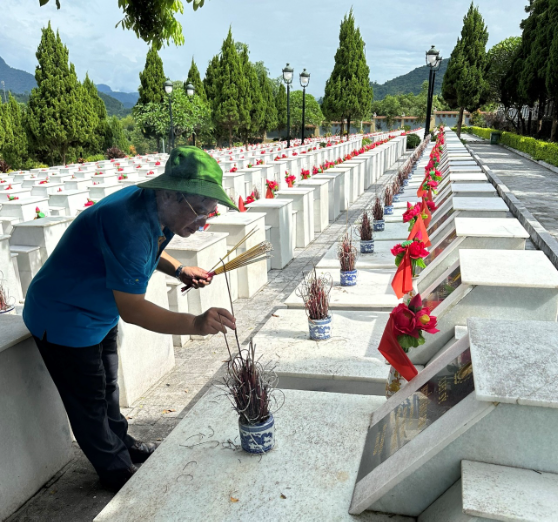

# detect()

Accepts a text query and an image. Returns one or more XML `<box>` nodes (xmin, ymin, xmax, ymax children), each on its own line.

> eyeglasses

<box><xmin>178</xmin><ymin>194</ymin><xmax>209</xmax><ymax>222</ymax></box>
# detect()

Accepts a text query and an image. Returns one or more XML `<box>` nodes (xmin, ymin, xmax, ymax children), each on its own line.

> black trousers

<box><xmin>33</xmin><ymin>326</ymin><xmax>134</xmax><ymax>478</ymax></box>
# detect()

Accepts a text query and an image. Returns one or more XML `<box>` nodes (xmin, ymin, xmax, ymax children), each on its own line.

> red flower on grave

<box><xmin>416</xmin><ymin>308</ymin><xmax>439</xmax><ymax>334</ymax></box>
<box><xmin>391</xmin><ymin>304</ymin><xmax>418</xmax><ymax>337</ymax></box>
<box><xmin>409</xmin><ymin>240</ymin><xmax>429</xmax><ymax>259</ymax></box>
<box><xmin>391</xmin><ymin>244</ymin><xmax>405</xmax><ymax>256</ymax></box>
<box><xmin>155</xmin><ymin>161</ymin><xmax>161</xmax><ymax>166</ymax></box>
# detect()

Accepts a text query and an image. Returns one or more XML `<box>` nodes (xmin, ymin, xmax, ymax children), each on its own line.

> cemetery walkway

<box><xmin>7</xmin><ymin>154</ymin><xmax>409</xmax><ymax>522</ymax></box>
<box><xmin>465</xmin><ymin>139</ymin><xmax>558</xmax><ymax>243</ymax></box>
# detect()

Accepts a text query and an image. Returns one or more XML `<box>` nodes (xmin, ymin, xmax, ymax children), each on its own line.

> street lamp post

<box><xmin>401</xmin><ymin>113</ymin><xmax>405</xmax><ymax>129</ymax></box>
<box><xmin>424</xmin><ymin>45</ymin><xmax>442</xmax><ymax>139</ymax></box>
<box><xmin>164</xmin><ymin>79</ymin><xmax>174</xmax><ymax>151</ymax></box>
<box><xmin>185</xmin><ymin>82</ymin><xmax>195</xmax><ymax>146</ymax></box>
<box><xmin>282</xmin><ymin>63</ymin><xmax>294</xmax><ymax>148</ymax></box>
<box><xmin>373</xmin><ymin>112</ymin><xmax>377</xmax><ymax>132</ymax></box>
<box><xmin>299</xmin><ymin>68</ymin><xmax>310</xmax><ymax>145</ymax></box>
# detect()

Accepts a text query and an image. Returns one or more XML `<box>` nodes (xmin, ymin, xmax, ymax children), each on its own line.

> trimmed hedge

<box><xmin>462</xmin><ymin>126</ymin><xmax>558</xmax><ymax>168</ymax></box>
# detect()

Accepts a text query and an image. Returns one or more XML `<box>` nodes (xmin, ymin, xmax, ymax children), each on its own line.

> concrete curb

<box><xmin>466</xmin><ymin>144</ymin><xmax>558</xmax><ymax>269</ymax></box>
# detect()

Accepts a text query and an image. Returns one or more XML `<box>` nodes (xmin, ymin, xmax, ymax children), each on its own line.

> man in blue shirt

<box><xmin>24</xmin><ymin>147</ymin><xmax>238</xmax><ymax>491</ymax></box>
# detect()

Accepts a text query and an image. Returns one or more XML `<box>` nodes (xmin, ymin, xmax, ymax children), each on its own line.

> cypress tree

<box><xmin>238</xmin><ymin>46</ymin><xmax>265</xmax><ymax>143</ymax></box>
<box><xmin>186</xmin><ymin>58</ymin><xmax>207</xmax><ymax>103</ymax></box>
<box><xmin>109</xmin><ymin>116</ymin><xmax>130</xmax><ymax>151</ymax></box>
<box><xmin>27</xmin><ymin>23</ymin><xmax>88</xmax><ymax>164</ymax></box>
<box><xmin>2</xmin><ymin>94</ymin><xmax>29</xmax><ymax>169</ymax></box>
<box><xmin>0</xmin><ymin>101</ymin><xmax>6</xmax><ymax>154</ymax></box>
<box><xmin>442</xmin><ymin>3</ymin><xmax>489</xmax><ymax>136</ymax></box>
<box><xmin>276</xmin><ymin>82</ymin><xmax>287</xmax><ymax>133</ymax></box>
<box><xmin>203</xmin><ymin>54</ymin><xmax>220</xmax><ymax>107</ymax></box>
<box><xmin>213</xmin><ymin>28</ymin><xmax>243</xmax><ymax>146</ymax></box>
<box><xmin>260</xmin><ymin>71</ymin><xmax>278</xmax><ymax>137</ymax></box>
<box><xmin>441</xmin><ymin>40</ymin><xmax>463</xmax><ymax>109</ymax></box>
<box><xmin>83</xmin><ymin>73</ymin><xmax>112</xmax><ymax>152</ymax></box>
<box><xmin>322</xmin><ymin>9</ymin><xmax>373</xmax><ymax>136</ymax></box>
<box><xmin>138</xmin><ymin>46</ymin><xmax>166</xmax><ymax>105</ymax></box>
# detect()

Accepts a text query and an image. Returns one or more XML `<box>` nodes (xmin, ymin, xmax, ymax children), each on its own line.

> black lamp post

<box><xmin>299</xmin><ymin>68</ymin><xmax>310</xmax><ymax>145</ymax></box>
<box><xmin>185</xmin><ymin>82</ymin><xmax>195</xmax><ymax>146</ymax></box>
<box><xmin>164</xmin><ymin>79</ymin><xmax>174</xmax><ymax>151</ymax></box>
<box><xmin>424</xmin><ymin>45</ymin><xmax>442</xmax><ymax>139</ymax></box>
<box><xmin>282</xmin><ymin>63</ymin><xmax>294</xmax><ymax>148</ymax></box>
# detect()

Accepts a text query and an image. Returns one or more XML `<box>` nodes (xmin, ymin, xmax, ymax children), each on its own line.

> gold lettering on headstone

<box><xmin>455</xmin><ymin>362</ymin><xmax>473</xmax><ymax>384</ymax></box>
<box><xmin>417</xmin><ymin>386</ymin><xmax>430</xmax><ymax>430</ymax></box>
<box><xmin>438</xmin><ymin>376</ymin><xmax>448</xmax><ymax>404</ymax></box>
<box><xmin>372</xmin><ymin>423</ymin><xmax>387</xmax><ymax>456</ymax></box>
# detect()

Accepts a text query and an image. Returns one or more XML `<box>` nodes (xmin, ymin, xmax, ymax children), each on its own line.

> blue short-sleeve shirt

<box><xmin>23</xmin><ymin>186</ymin><xmax>174</xmax><ymax>347</ymax></box>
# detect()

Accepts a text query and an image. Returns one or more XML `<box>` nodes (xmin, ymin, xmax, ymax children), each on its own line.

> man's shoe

<box><xmin>128</xmin><ymin>440</ymin><xmax>160</xmax><ymax>464</ymax></box>
<box><xmin>99</xmin><ymin>465</ymin><xmax>138</xmax><ymax>492</ymax></box>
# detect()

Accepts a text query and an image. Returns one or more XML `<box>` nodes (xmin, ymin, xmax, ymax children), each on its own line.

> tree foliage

<box><xmin>275</xmin><ymin>82</ymin><xmax>287</xmax><ymax>131</ymax></box>
<box><xmin>287</xmin><ymin>90</ymin><xmax>324</xmax><ymax>133</ymax></box>
<box><xmin>138</xmin><ymin>47</ymin><xmax>166</xmax><ymax>105</ymax></box>
<box><xmin>442</xmin><ymin>2</ymin><xmax>489</xmax><ymax>136</ymax></box>
<box><xmin>1</xmin><ymin>94</ymin><xmax>28</xmax><ymax>168</ymax></box>
<box><xmin>186</xmin><ymin>58</ymin><xmax>207</xmax><ymax>103</ymax></box>
<box><xmin>27</xmin><ymin>23</ymin><xmax>89</xmax><ymax>164</ymax></box>
<box><xmin>322</xmin><ymin>8</ymin><xmax>373</xmax><ymax>133</ymax></box>
<box><xmin>40</xmin><ymin>0</ymin><xmax>209</xmax><ymax>50</ymax></box>
<box><xmin>486</xmin><ymin>37</ymin><xmax>522</xmax><ymax>104</ymax></box>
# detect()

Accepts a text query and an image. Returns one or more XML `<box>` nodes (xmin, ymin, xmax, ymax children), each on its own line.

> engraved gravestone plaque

<box><xmin>356</xmin><ymin>347</ymin><xmax>474</xmax><ymax>481</ymax></box>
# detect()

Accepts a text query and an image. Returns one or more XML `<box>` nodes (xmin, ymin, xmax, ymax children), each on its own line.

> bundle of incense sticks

<box><xmin>181</xmin><ymin>228</ymin><xmax>272</xmax><ymax>293</ymax></box>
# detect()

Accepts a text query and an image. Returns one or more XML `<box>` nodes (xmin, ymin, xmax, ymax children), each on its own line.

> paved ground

<box><xmin>463</xmin><ymin>136</ymin><xmax>558</xmax><ymax>242</ymax></box>
<box><xmin>7</xmin><ymin>153</ymin><xmax>406</xmax><ymax>522</ymax></box>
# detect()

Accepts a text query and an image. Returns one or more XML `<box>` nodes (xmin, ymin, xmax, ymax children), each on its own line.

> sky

<box><xmin>1</xmin><ymin>0</ymin><xmax>527</xmax><ymax>98</ymax></box>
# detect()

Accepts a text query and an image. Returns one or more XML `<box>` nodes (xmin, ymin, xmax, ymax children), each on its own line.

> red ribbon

<box><xmin>378</xmin><ymin>316</ymin><xmax>419</xmax><ymax>381</ymax></box>
<box><xmin>238</xmin><ymin>197</ymin><xmax>246</xmax><ymax>212</ymax></box>
<box><xmin>391</xmin><ymin>249</ymin><xmax>413</xmax><ymax>299</ymax></box>
<box><xmin>408</xmin><ymin>213</ymin><xmax>431</xmax><ymax>247</ymax></box>
<box><xmin>266</xmin><ymin>186</ymin><xmax>275</xmax><ymax>199</ymax></box>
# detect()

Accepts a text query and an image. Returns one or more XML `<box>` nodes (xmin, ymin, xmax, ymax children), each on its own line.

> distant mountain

<box><xmin>0</xmin><ymin>56</ymin><xmax>36</xmax><ymax>93</ymax></box>
<box><xmin>372</xmin><ymin>59</ymin><xmax>449</xmax><ymax>100</ymax></box>
<box><xmin>98</xmin><ymin>92</ymin><xmax>132</xmax><ymax>118</ymax></box>
<box><xmin>96</xmin><ymin>84</ymin><xmax>138</xmax><ymax>108</ymax></box>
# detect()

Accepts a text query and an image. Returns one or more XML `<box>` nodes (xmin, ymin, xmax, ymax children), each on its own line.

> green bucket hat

<box><xmin>138</xmin><ymin>146</ymin><xmax>238</xmax><ymax>211</ymax></box>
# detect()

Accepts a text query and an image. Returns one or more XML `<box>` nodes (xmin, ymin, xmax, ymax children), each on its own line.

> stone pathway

<box><xmin>464</xmin><ymin>139</ymin><xmax>558</xmax><ymax>242</ymax></box>
<box><xmin>7</xmin><ymin>153</ymin><xmax>408</xmax><ymax>522</ymax></box>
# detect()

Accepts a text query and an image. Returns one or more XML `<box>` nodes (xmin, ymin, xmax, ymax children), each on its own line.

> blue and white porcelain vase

<box><xmin>384</xmin><ymin>205</ymin><xmax>394</xmax><ymax>215</ymax></box>
<box><xmin>393</xmin><ymin>193</ymin><xmax>400</xmax><ymax>203</ymax></box>
<box><xmin>403</xmin><ymin>179</ymin><xmax>409</xmax><ymax>186</ymax></box>
<box><xmin>340</xmin><ymin>269</ymin><xmax>358</xmax><ymax>286</ymax></box>
<box><xmin>398</xmin><ymin>186</ymin><xmax>405</xmax><ymax>194</ymax></box>
<box><xmin>360</xmin><ymin>239</ymin><xmax>374</xmax><ymax>254</ymax></box>
<box><xmin>308</xmin><ymin>315</ymin><xmax>332</xmax><ymax>340</ymax></box>
<box><xmin>239</xmin><ymin>414</ymin><xmax>275</xmax><ymax>454</ymax></box>
<box><xmin>373</xmin><ymin>219</ymin><xmax>385</xmax><ymax>232</ymax></box>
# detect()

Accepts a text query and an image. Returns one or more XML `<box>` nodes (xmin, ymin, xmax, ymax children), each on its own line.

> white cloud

<box><xmin>0</xmin><ymin>0</ymin><xmax>526</xmax><ymax>97</ymax></box>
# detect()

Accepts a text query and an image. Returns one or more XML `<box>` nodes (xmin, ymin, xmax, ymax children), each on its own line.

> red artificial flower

<box><xmin>84</xmin><ymin>199</ymin><xmax>95</xmax><ymax>207</ymax></box>
<box><xmin>408</xmin><ymin>294</ymin><xmax>423</xmax><ymax>312</ymax></box>
<box><xmin>155</xmin><ymin>161</ymin><xmax>161</xmax><ymax>166</ymax></box>
<box><xmin>391</xmin><ymin>244</ymin><xmax>405</xmax><ymax>256</ymax></box>
<box><xmin>426</xmin><ymin>200</ymin><xmax>437</xmax><ymax>212</ymax></box>
<box><xmin>230</xmin><ymin>167</ymin><xmax>238</xmax><ymax>173</ymax></box>
<box><xmin>403</xmin><ymin>203</ymin><xmax>421</xmax><ymax>223</ymax></box>
<box><xmin>426</xmin><ymin>180</ymin><xmax>438</xmax><ymax>189</ymax></box>
<box><xmin>416</xmin><ymin>308</ymin><xmax>440</xmax><ymax>334</ymax></box>
<box><xmin>408</xmin><ymin>240</ymin><xmax>429</xmax><ymax>259</ymax></box>
<box><xmin>391</xmin><ymin>304</ymin><xmax>419</xmax><ymax>337</ymax></box>
<box><xmin>5</xmin><ymin>184</ymin><xmax>12</xmax><ymax>190</ymax></box>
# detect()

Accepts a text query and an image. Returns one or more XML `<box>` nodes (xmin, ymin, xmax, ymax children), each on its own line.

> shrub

<box><xmin>463</xmin><ymin>126</ymin><xmax>558</xmax><ymax>168</ymax></box>
<box><xmin>407</xmin><ymin>134</ymin><xmax>421</xmax><ymax>149</ymax></box>
<box><xmin>85</xmin><ymin>154</ymin><xmax>105</xmax><ymax>162</ymax></box>
<box><xmin>403</xmin><ymin>125</ymin><xmax>411</xmax><ymax>132</ymax></box>
<box><xmin>362</xmin><ymin>137</ymin><xmax>371</xmax><ymax>146</ymax></box>
<box><xmin>106</xmin><ymin>147</ymin><xmax>127</xmax><ymax>159</ymax></box>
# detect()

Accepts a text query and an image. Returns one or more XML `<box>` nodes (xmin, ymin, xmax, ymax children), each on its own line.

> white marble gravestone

<box><xmin>94</xmin><ymin>388</ymin><xmax>397</xmax><ymax>522</ymax></box>
<box><xmin>350</xmin><ymin>318</ymin><xmax>558</xmax><ymax>518</ymax></box>
<box><xmin>0</xmin><ymin>315</ymin><xmax>73</xmax><ymax>521</ymax></box>
<box><xmin>415</xmin><ymin>217</ymin><xmax>528</xmax><ymax>292</ymax></box>
<box><xmin>275</xmin><ymin>187</ymin><xmax>315</xmax><ymax>248</ymax></box>
<box><xmin>298</xmin><ymin>178</ymin><xmax>330</xmax><ymax>232</ymax></box>
<box><xmin>411</xmin><ymin>249</ymin><xmax>558</xmax><ymax>365</ymax></box>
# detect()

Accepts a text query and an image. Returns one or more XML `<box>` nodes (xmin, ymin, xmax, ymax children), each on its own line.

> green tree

<box><xmin>276</xmin><ymin>82</ymin><xmax>287</xmax><ymax>132</ymax></box>
<box><xmin>381</xmin><ymin>95</ymin><xmax>401</xmax><ymax>128</ymax></box>
<box><xmin>212</xmin><ymin>28</ymin><xmax>244</xmax><ymax>145</ymax></box>
<box><xmin>486</xmin><ymin>37</ymin><xmax>522</xmax><ymax>104</ymax></box>
<box><xmin>27</xmin><ymin>23</ymin><xmax>88</xmax><ymax>164</ymax></box>
<box><xmin>186</xmin><ymin>58</ymin><xmax>207</xmax><ymax>103</ymax></box>
<box><xmin>442</xmin><ymin>3</ymin><xmax>489</xmax><ymax>136</ymax></box>
<box><xmin>109</xmin><ymin>116</ymin><xmax>130</xmax><ymax>152</ymax></box>
<box><xmin>260</xmin><ymin>70</ymin><xmax>278</xmax><ymax>137</ymax></box>
<box><xmin>1</xmin><ymin>94</ymin><xmax>28</xmax><ymax>169</ymax></box>
<box><xmin>138</xmin><ymin>47</ymin><xmax>166</xmax><ymax>105</ymax></box>
<box><xmin>203</xmin><ymin>54</ymin><xmax>220</xmax><ymax>105</ymax></box>
<box><xmin>82</xmin><ymin>73</ymin><xmax>112</xmax><ymax>152</ymax></box>
<box><xmin>322</xmin><ymin>9</ymin><xmax>373</xmax><ymax>135</ymax></box>
<box><xmin>40</xmin><ymin>0</ymin><xmax>209</xmax><ymax>50</ymax></box>
<box><xmin>545</xmin><ymin>0</ymin><xmax>558</xmax><ymax>141</ymax></box>
<box><xmin>134</xmin><ymin>86</ymin><xmax>212</xmax><ymax>146</ymax></box>
<box><xmin>288</xmin><ymin>90</ymin><xmax>324</xmax><ymax>135</ymax></box>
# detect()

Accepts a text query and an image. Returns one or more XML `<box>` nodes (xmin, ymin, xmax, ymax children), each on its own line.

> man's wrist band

<box><xmin>175</xmin><ymin>265</ymin><xmax>186</xmax><ymax>279</ymax></box>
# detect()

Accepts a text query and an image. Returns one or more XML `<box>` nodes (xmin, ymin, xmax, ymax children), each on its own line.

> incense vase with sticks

<box><xmin>338</xmin><ymin>233</ymin><xmax>358</xmax><ymax>287</ymax></box>
<box><xmin>296</xmin><ymin>269</ymin><xmax>332</xmax><ymax>341</ymax></box>
<box><xmin>239</xmin><ymin>415</ymin><xmax>275</xmax><ymax>454</ymax></box>
<box><xmin>357</xmin><ymin>209</ymin><xmax>374</xmax><ymax>254</ymax></box>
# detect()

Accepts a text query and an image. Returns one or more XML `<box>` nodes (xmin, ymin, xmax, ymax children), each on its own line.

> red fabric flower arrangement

<box><xmin>285</xmin><ymin>172</ymin><xmax>296</xmax><ymax>188</ymax></box>
<box><xmin>301</xmin><ymin>169</ymin><xmax>311</xmax><ymax>180</ymax></box>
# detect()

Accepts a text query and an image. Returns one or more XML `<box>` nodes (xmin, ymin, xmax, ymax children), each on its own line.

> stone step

<box><xmin>419</xmin><ymin>461</ymin><xmax>558</xmax><ymax>522</ymax></box>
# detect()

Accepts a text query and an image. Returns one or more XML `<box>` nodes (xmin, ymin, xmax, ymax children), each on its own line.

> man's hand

<box><xmin>179</xmin><ymin>266</ymin><xmax>213</xmax><ymax>289</ymax></box>
<box><xmin>193</xmin><ymin>308</ymin><xmax>236</xmax><ymax>335</ymax></box>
